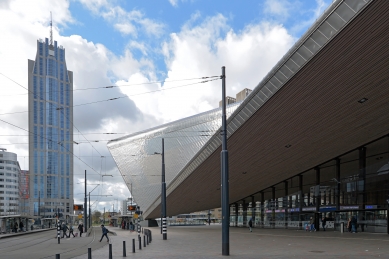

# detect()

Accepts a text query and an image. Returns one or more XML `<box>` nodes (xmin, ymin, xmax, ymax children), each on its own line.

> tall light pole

<box><xmin>161</xmin><ymin>138</ymin><xmax>167</xmax><ymax>240</ymax></box>
<box><xmin>84</xmin><ymin>170</ymin><xmax>87</xmax><ymax>232</ymax></box>
<box><xmin>221</xmin><ymin>66</ymin><xmax>230</xmax><ymax>255</ymax></box>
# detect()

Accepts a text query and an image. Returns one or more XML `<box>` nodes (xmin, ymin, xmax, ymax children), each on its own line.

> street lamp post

<box><xmin>221</xmin><ymin>66</ymin><xmax>230</xmax><ymax>255</ymax></box>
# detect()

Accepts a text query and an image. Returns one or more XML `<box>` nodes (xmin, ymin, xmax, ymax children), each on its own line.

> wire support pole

<box><xmin>221</xmin><ymin>66</ymin><xmax>229</xmax><ymax>256</ymax></box>
<box><xmin>84</xmin><ymin>170</ymin><xmax>88</xmax><ymax>232</ymax></box>
<box><xmin>162</xmin><ymin>138</ymin><xmax>167</xmax><ymax>240</ymax></box>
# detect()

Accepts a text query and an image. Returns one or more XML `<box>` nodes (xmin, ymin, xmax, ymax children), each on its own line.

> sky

<box><xmin>0</xmin><ymin>0</ymin><xmax>332</xmax><ymax>213</ymax></box>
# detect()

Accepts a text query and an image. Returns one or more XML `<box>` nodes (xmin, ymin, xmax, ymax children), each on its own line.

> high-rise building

<box><xmin>28</xmin><ymin>32</ymin><xmax>73</xmax><ymax>218</ymax></box>
<box><xmin>0</xmin><ymin>148</ymin><xmax>21</xmax><ymax>216</ymax></box>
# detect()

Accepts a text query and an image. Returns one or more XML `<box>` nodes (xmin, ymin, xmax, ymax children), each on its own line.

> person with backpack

<box><xmin>99</xmin><ymin>224</ymin><xmax>109</xmax><ymax>242</ymax></box>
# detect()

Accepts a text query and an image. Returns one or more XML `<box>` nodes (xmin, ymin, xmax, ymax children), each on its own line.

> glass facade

<box><xmin>232</xmin><ymin>136</ymin><xmax>389</xmax><ymax>233</ymax></box>
<box><xmin>107</xmin><ymin>103</ymin><xmax>240</xmax><ymax>216</ymax></box>
<box><xmin>28</xmin><ymin>38</ymin><xmax>73</xmax><ymax>217</ymax></box>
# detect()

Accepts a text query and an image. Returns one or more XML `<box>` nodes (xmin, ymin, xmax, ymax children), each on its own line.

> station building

<box><xmin>108</xmin><ymin>0</ymin><xmax>389</xmax><ymax>233</ymax></box>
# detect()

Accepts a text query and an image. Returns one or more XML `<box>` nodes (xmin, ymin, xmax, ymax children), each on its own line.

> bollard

<box><xmin>143</xmin><ymin>235</ymin><xmax>146</xmax><ymax>247</ymax></box>
<box><xmin>88</xmin><ymin>248</ymin><xmax>92</xmax><ymax>259</ymax></box>
<box><xmin>56</xmin><ymin>254</ymin><xmax>60</xmax><ymax>259</ymax></box>
<box><xmin>142</xmin><ymin>227</ymin><xmax>143</xmax><ymax>234</ymax></box>
<box><xmin>132</xmin><ymin>238</ymin><xmax>136</xmax><ymax>253</ymax></box>
<box><xmin>149</xmin><ymin>230</ymin><xmax>152</xmax><ymax>243</ymax></box>
<box><xmin>57</xmin><ymin>225</ymin><xmax>61</xmax><ymax>244</ymax></box>
<box><xmin>340</xmin><ymin>222</ymin><xmax>344</xmax><ymax>233</ymax></box>
<box><xmin>138</xmin><ymin>236</ymin><xmax>142</xmax><ymax>250</ymax></box>
<box><xmin>123</xmin><ymin>241</ymin><xmax>126</xmax><ymax>257</ymax></box>
<box><xmin>109</xmin><ymin>243</ymin><xmax>113</xmax><ymax>259</ymax></box>
<box><xmin>146</xmin><ymin>232</ymin><xmax>149</xmax><ymax>245</ymax></box>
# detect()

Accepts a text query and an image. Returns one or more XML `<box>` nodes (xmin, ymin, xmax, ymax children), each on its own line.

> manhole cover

<box><xmin>309</xmin><ymin>251</ymin><xmax>325</xmax><ymax>253</ymax></box>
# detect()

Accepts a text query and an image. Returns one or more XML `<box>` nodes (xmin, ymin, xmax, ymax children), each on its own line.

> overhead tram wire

<box><xmin>0</xmin><ymin>73</ymin><xmax>103</xmax><ymax>175</ymax></box>
<box><xmin>0</xmin><ymin>72</ymin><xmax>220</xmax><ymax>96</ymax></box>
<box><xmin>0</xmin><ymin>117</ymin><xmax>101</xmax><ymax>175</ymax></box>
<box><xmin>0</xmin><ymin>78</ymin><xmax>221</xmax><ymax>116</ymax></box>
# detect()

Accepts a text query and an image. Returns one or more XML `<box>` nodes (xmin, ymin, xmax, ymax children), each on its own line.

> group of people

<box><xmin>55</xmin><ymin>222</ymin><xmax>84</xmax><ymax>238</ymax></box>
<box><xmin>120</xmin><ymin>219</ymin><xmax>135</xmax><ymax>231</ymax></box>
<box><xmin>10</xmin><ymin>221</ymin><xmax>25</xmax><ymax>233</ymax></box>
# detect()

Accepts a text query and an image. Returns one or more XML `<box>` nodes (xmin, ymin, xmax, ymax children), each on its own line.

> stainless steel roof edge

<box><xmin>143</xmin><ymin>0</ymin><xmax>373</xmax><ymax>219</ymax></box>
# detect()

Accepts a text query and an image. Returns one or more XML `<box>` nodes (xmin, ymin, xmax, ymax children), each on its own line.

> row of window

<box><xmin>0</xmin><ymin>191</ymin><xmax>18</xmax><ymax>195</ymax></box>
<box><xmin>0</xmin><ymin>197</ymin><xmax>16</xmax><ymax>201</ymax></box>
<box><xmin>0</xmin><ymin>203</ymin><xmax>18</xmax><ymax>206</ymax></box>
<box><xmin>0</xmin><ymin>172</ymin><xmax>18</xmax><ymax>177</ymax></box>
<box><xmin>0</xmin><ymin>167</ymin><xmax>19</xmax><ymax>172</ymax></box>
<box><xmin>0</xmin><ymin>179</ymin><xmax>18</xmax><ymax>183</ymax></box>
<box><xmin>0</xmin><ymin>160</ymin><xmax>18</xmax><ymax>165</ymax></box>
<box><xmin>0</xmin><ymin>185</ymin><xmax>18</xmax><ymax>189</ymax></box>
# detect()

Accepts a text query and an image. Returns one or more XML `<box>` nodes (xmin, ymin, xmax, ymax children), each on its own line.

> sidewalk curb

<box><xmin>0</xmin><ymin>228</ymin><xmax>54</xmax><ymax>239</ymax></box>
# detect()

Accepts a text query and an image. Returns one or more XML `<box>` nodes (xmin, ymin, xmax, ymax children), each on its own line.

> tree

<box><xmin>92</xmin><ymin>210</ymin><xmax>102</xmax><ymax>224</ymax></box>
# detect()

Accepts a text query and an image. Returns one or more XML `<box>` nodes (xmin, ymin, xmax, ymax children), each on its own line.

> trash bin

<box><xmin>340</xmin><ymin>222</ymin><xmax>344</xmax><ymax>233</ymax></box>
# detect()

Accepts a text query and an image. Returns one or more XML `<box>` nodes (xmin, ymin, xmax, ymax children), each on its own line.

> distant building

<box><xmin>28</xmin><ymin>33</ymin><xmax>74</xmax><ymax>217</ymax></box>
<box><xmin>0</xmin><ymin>148</ymin><xmax>21</xmax><ymax>215</ymax></box>
<box><xmin>219</xmin><ymin>96</ymin><xmax>236</xmax><ymax>107</ymax></box>
<box><xmin>218</xmin><ymin>88</ymin><xmax>252</xmax><ymax>107</ymax></box>
<box><xmin>19</xmin><ymin>170</ymin><xmax>29</xmax><ymax>215</ymax></box>
<box><xmin>236</xmin><ymin>88</ymin><xmax>252</xmax><ymax>102</ymax></box>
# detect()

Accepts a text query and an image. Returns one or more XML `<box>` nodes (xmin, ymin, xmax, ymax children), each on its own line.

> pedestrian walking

<box><xmin>351</xmin><ymin>216</ymin><xmax>357</xmax><ymax>233</ymax></box>
<box><xmin>68</xmin><ymin>225</ymin><xmax>76</xmax><ymax>237</ymax></box>
<box><xmin>78</xmin><ymin>223</ymin><xmax>84</xmax><ymax>237</ymax></box>
<box><xmin>19</xmin><ymin>221</ymin><xmax>24</xmax><ymax>232</ymax></box>
<box><xmin>321</xmin><ymin>216</ymin><xmax>327</xmax><ymax>231</ymax></box>
<box><xmin>14</xmin><ymin>222</ymin><xmax>18</xmax><ymax>233</ymax></box>
<box><xmin>62</xmin><ymin>223</ymin><xmax>68</xmax><ymax>238</ymax></box>
<box><xmin>99</xmin><ymin>224</ymin><xmax>109</xmax><ymax>242</ymax></box>
<box><xmin>347</xmin><ymin>217</ymin><xmax>352</xmax><ymax>232</ymax></box>
<box><xmin>248</xmin><ymin>218</ymin><xmax>253</xmax><ymax>232</ymax></box>
<box><xmin>309</xmin><ymin>217</ymin><xmax>316</xmax><ymax>232</ymax></box>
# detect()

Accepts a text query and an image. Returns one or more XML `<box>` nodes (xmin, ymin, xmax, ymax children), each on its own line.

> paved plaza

<box><xmin>1</xmin><ymin>225</ymin><xmax>389</xmax><ymax>258</ymax></box>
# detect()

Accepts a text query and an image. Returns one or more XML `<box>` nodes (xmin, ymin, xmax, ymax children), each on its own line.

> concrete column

<box><xmin>336</xmin><ymin>158</ymin><xmax>340</xmax><ymax>211</ymax></box>
<box><xmin>315</xmin><ymin>167</ymin><xmax>320</xmax><ymax>231</ymax></box>
<box><xmin>234</xmin><ymin>203</ymin><xmax>238</xmax><ymax>227</ymax></box>
<box><xmin>299</xmin><ymin>175</ymin><xmax>303</xmax><ymax>230</ymax></box>
<box><xmin>359</xmin><ymin>147</ymin><xmax>367</xmax><ymax>207</ymax></box>
<box><xmin>272</xmin><ymin>186</ymin><xmax>275</xmax><ymax>229</ymax></box>
<box><xmin>284</xmin><ymin>181</ymin><xmax>288</xmax><ymax>229</ymax></box>
<box><xmin>251</xmin><ymin>196</ymin><xmax>255</xmax><ymax>227</ymax></box>
<box><xmin>260</xmin><ymin>191</ymin><xmax>264</xmax><ymax>228</ymax></box>
<box><xmin>242</xmin><ymin>200</ymin><xmax>247</xmax><ymax>227</ymax></box>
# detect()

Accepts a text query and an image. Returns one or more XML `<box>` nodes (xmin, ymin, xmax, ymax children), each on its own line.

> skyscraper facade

<box><xmin>28</xmin><ymin>37</ymin><xmax>73</xmax><ymax>218</ymax></box>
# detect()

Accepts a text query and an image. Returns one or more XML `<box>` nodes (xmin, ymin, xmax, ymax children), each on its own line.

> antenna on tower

<box><xmin>50</xmin><ymin>11</ymin><xmax>53</xmax><ymax>46</ymax></box>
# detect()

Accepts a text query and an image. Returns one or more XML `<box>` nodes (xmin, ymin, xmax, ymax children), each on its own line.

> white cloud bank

<box><xmin>0</xmin><ymin>0</ymin><xmax>314</xmax><ymax>212</ymax></box>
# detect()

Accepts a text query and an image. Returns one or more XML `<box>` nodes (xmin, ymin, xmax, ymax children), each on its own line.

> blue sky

<box><xmin>63</xmin><ymin>0</ymin><xmax>331</xmax><ymax>79</ymax></box>
<box><xmin>0</xmin><ymin>0</ymin><xmax>332</xmax><ymax>209</ymax></box>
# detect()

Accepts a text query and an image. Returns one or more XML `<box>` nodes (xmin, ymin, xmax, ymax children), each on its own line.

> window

<box><xmin>39</xmin><ymin>58</ymin><xmax>43</xmax><ymax>75</ymax></box>
<box><xmin>34</xmin><ymin>101</ymin><xmax>38</xmax><ymax>124</ymax></box>
<box><xmin>40</xmin><ymin>77</ymin><xmax>44</xmax><ymax>100</ymax></box>
<box><xmin>33</xmin><ymin>76</ymin><xmax>38</xmax><ymax>99</ymax></box>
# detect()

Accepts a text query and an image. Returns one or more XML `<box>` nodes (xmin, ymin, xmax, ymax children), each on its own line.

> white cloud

<box><xmin>79</xmin><ymin>2</ymin><xmax>164</xmax><ymax>38</ymax></box>
<box><xmin>169</xmin><ymin>0</ymin><xmax>178</xmax><ymax>7</ymax></box>
<box><xmin>264</xmin><ymin>0</ymin><xmax>292</xmax><ymax>19</ymax></box>
<box><xmin>118</xmin><ymin>14</ymin><xmax>295</xmax><ymax>124</ymax></box>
